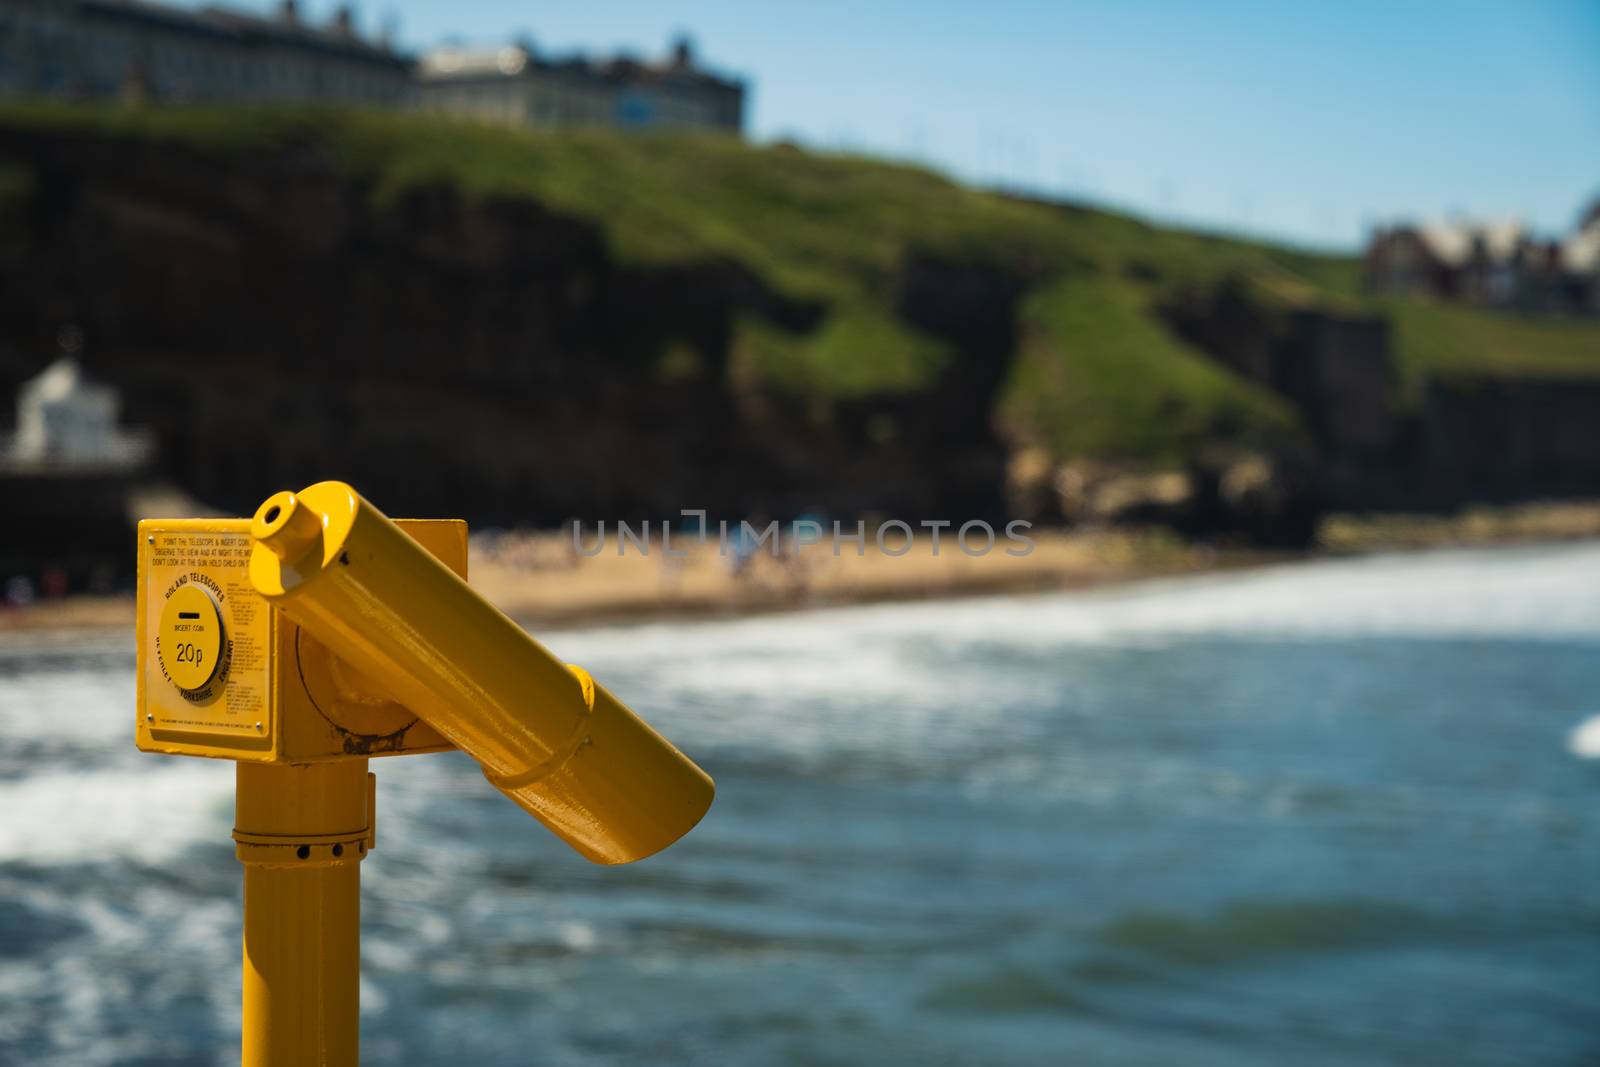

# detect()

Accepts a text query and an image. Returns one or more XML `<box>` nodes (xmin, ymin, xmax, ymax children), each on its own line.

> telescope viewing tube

<box><xmin>247</xmin><ymin>480</ymin><xmax>715</xmax><ymax>865</ymax></box>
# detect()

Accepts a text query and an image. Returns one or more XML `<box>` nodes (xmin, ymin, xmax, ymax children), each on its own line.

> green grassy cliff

<box><xmin>2</xmin><ymin>103</ymin><xmax>1596</xmax><ymax>510</ymax></box>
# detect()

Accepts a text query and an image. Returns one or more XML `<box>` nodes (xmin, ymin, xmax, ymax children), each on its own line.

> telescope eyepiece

<box><xmin>252</xmin><ymin>491</ymin><xmax>323</xmax><ymax>563</ymax></box>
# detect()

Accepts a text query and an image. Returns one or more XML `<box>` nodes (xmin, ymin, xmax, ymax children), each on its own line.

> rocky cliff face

<box><xmin>1155</xmin><ymin>282</ymin><xmax>1600</xmax><ymax>519</ymax></box>
<box><xmin>3</xmin><ymin>122</ymin><xmax>1596</xmax><ymax>548</ymax></box>
<box><xmin>0</xmin><ymin>126</ymin><xmax>1017</xmax><ymax>525</ymax></box>
<box><xmin>1422</xmin><ymin>377</ymin><xmax>1600</xmax><ymax>506</ymax></box>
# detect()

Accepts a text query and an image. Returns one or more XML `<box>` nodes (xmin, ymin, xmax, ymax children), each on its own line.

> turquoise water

<box><xmin>1</xmin><ymin>543</ymin><xmax>1598</xmax><ymax>1065</ymax></box>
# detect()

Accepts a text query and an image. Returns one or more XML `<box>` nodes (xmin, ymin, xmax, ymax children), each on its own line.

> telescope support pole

<box><xmin>235</xmin><ymin>760</ymin><xmax>373</xmax><ymax>1067</ymax></box>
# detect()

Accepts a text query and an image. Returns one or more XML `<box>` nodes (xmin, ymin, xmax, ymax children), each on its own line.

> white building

<box><xmin>4</xmin><ymin>357</ymin><xmax>152</xmax><ymax>470</ymax></box>
<box><xmin>419</xmin><ymin>37</ymin><xmax>744</xmax><ymax>134</ymax></box>
<box><xmin>0</xmin><ymin>0</ymin><xmax>411</xmax><ymax>107</ymax></box>
<box><xmin>1366</xmin><ymin>203</ymin><xmax>1600</xmax><ymax>314</ymax></box>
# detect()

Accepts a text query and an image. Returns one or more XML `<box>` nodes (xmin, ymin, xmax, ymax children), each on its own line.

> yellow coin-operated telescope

<box><xmin>136</xmin><ymin>481</ymin><xmax>714</xmax><ymax>1066</ymax></box>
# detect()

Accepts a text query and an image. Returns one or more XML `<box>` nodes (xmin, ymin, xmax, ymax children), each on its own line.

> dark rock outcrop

<box><xmin>1421</xmin><ymin>377</ymin><xmax>1600</xmax><ymax>505</ymax></box>
<box><xmin>1164</xmin><ymin>277</ymin><xmax>1600</xmax><ymax>518</ymax></box>
<box><xmin>0</xmin><ymin>126</ymin><xmax>1020</xmax><ymax>526</ymax></box>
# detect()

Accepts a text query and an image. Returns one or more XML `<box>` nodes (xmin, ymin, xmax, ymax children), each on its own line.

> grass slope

<box><xmin>1385</xmin><ymin>299</ymin><xmax>1600</xmax><ymax>402</ymax></box>
<box><xmin>1004</xmin><ymin>277</ymin><xmax>1298</xmax><ymax>461</ymax></box>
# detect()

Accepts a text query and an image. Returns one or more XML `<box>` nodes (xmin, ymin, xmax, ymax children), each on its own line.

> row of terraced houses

<box><xmin>0</xmin><ymin>0</ymin><xmax>745</xmax><ymax>133</ymax></box>
<box><xmin>1365</xmin><ymin>202</ymin><xmax>1600</xmax><ymax>315</ymax></box>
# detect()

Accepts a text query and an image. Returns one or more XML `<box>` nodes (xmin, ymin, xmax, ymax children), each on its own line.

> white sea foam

<box><xmin>0</xmin><ymin>671</ymin><xmax>131</xmax><ymax>746</ymax></box>
<box><xmin>0</xmin><ymin>660</ymin><xmax>236</xmax><ymax>865</ymax></box>
<box><xmin>4</xmin><ymin>542</ymin><xmax>1596</xmax><ymax>867</ymax></box>
<box><xmin>0</xmin><ymin>760</ymin><xmax>233</xmax><ymax>865</ymax></box>
<box><xmin>535</xmin><ymin>542</ymin><xmax>1600</xmax><ymax>764</ymax></box>
<box><xmin>548</xmin><ymin>541</ymin><xmax>1600</xmax><ymax>673</ymax></box>
<box><xmin>1567</xmin><ymin>715</ymin><xmax>1600</xmax><ymax>759</ymax></box>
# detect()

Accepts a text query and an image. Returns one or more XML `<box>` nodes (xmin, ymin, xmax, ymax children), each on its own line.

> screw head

<box><xmin>146</xmin><ymin>535</ymin><xmax>154</xmax><ymax>544</ymax></box>
<box><xmin>254</xmin><ymin>721</ymin><xmax>263</xmax><ymax>731</ymax></box>
<box><xmin>145</xmin><ymin>713</ymin><xmax>153</xmax><ymax>722</ymax></box>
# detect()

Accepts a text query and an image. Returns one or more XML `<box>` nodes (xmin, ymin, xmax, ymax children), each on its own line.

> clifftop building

<box><xmin>1365</xmin><ymin>203</ymin><xmax>1600</xmax><ymax>315</ymax></box>
<box><xmin>2</xmin><ymin>356</ymin><xmax>152</xmax><ymax>472</ymax></box>
<box><xmin>0</xmin><ymin>0</ymin><xmax>412</xmax><ymax>106</ymax></box>
<box><xmin>0</xmin><ymin>1</ymin><xmax>746</xmax><ymax>134</ymax></box>
<box><xmin>419</xmin><ymin>36</ymin><xmax>744</xmax><ymax>134</ymax></box>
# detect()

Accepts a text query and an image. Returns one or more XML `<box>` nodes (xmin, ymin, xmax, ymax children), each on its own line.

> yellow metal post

<box><xmin>235</xmin><ymin>760</ymin><xmax>372</xmax><ymax>1067</ymax></box>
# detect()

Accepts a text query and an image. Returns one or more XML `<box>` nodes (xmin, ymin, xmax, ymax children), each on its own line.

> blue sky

<box><xmin>188</xmin><ymin>1</ymin><xmax>1598</xmax><ymax>251</ymax></box>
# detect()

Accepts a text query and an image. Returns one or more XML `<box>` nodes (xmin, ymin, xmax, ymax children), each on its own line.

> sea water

<box><xmin>1</xmin><ymin>542</ymin><xmax>1597</xmax><ymax>1065</ymax></box>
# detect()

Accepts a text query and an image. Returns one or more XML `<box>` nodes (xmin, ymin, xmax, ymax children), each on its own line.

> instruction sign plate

<box><xmin>140</xmin><ymin>523</ymin><xmax>273</xmax><ymax>752</ymax></box>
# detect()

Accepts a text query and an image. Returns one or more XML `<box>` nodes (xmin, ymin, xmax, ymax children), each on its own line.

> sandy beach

<box><xmin>467</xmin><ymin>526</ymin><xmax>1245</xmax><ymax>628</ymax></box>
<box><xmin>7</xmin><ymin>500</ymin><xmax>1599</xmax><ymax>636</ymax></box>
<box><xmin>0</xmin><ymin>527</ymin><xmax>1240</xmax><ymax>635</ymax></box>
